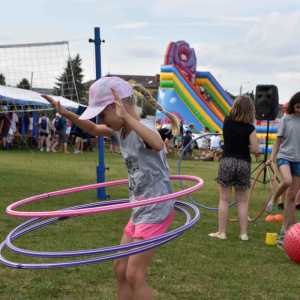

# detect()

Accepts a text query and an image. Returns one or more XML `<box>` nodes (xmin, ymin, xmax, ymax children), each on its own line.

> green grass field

<box><xmin>0</xmin><ymin>146</ymin><xmax>299</xmax><ymax>300</ymax></box>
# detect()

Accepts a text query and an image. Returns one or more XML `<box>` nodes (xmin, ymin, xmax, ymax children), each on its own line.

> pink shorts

<box><xmin>124</xmin><ymin>209</ymin><xmax>174</xmax><ymax>240</ymax></box>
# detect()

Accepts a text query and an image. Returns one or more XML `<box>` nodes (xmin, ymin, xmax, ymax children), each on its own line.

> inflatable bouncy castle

<box><xmin>156</xmin><ymin>41</ymin><xmax>279</xmax><ymax>153</ymax></box>
<box><xmin>156</xmin><ymin>41</ymin><xmax>233</xmax><ymax>133</ymax></box>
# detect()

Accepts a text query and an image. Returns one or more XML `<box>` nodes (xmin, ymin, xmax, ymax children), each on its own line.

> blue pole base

<box><xmin>96</xmin><ymin>165</ymin><xmax>106</xmax><ymax>200</ymax></box>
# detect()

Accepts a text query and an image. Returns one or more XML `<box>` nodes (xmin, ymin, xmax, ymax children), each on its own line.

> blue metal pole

<box><xmin>21</xmin><ymin>105</ymin><xmax>25</xmax><ymax>149</ymax></box>
<box><xmin>33</xmin><ymin>106</ymin><xmax>38</xmax><ymax>147</ymax></box>
<box><xmin>90</xmin><ymin>27</ymin><xmax>106</xmax><ymax>200</ymax></box>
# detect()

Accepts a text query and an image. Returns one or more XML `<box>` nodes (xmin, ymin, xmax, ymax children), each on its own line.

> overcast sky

<box><xmin>1</xmin><ymin>0</ymin><xmax>300</xmax><ymax>103</ymax></box>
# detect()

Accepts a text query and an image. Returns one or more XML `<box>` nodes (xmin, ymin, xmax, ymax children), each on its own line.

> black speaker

<box><xmin>255</xmin><ymin>85</ymin><xmax>279</xmax><ymax>120</ymax></box>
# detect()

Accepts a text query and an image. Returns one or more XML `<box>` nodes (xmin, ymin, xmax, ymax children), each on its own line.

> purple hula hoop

<box><xmin>0</xmin><ymin>199</ymin><xmax>200</xmax><ymax>269</ymax></box>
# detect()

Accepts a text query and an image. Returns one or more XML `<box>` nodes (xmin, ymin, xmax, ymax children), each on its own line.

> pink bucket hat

<box><xmin>79</xmin><ymin>77</ymin><xmax>134</xmax><ymax>120</ymax></box>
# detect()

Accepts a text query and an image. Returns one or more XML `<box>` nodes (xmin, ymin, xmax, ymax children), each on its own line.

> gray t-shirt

<box><xmin>109</xmin><ymin>119</ymin><xmax>175</xmax><ymax>225</ymax></box>
<box><xmin>276</xmin><ymin>115</ymin><xmax>300</xmax><ymax>162</ymax></box>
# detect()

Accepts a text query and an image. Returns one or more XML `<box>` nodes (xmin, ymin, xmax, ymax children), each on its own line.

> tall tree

<box><xmin>54</xmin><ymin>54</ymin><xmax>85</xmax><ymax>103</ymax></box>
<box><xmin>0</xmin><ymin>73</ymin><xmax>6</xmax><ymax>86</ymax></box>
<box><xmin>17</xmin><ymin>78</ymin><xmax>30</xmax><ymax>90</ymax></box>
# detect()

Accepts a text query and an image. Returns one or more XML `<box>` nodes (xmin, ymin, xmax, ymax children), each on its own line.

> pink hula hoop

<box><xmin>6</xmin><ymin>175</ymin><xmax>203</xmax><ymax>218</ymax></box>
<box><xmin>247</xmin><ymin>163</ymin><xmax>276</xmax><ymax>222</ymax></box>
<box><xmin>292</xmin><ymin>189</ymin><xmax>300</xmax><ymax>224</ymax></box>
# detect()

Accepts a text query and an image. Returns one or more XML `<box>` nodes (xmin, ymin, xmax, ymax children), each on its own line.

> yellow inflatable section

<box><xmin>257</xmin><ymin>133</ymin><xmax>277</xmax><ymax>142</ymax></box>
<box><xmin>196</xmin><ymin>78</ymin><xmax>231</xmax><ymax>112</ymax></box>
<box><xmin>160</xmin><ymin>72</ymin><xmax>222</xmax><ymax>132</ymax></box>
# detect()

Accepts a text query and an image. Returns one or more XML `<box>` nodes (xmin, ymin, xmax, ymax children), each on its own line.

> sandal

<box><xmin>239</xmin><ymin>234</ymin><xmax>249</xmax><ymax>241</ymax></box>
<box><xmin>280</xmin><ymin>229</ymin><xmax>287</xmax><ymax>236</ymax></box>
<box><xmin>276</xmin><ymin>229</ymin><xmax>287</xmax><ymax>246</ymax></box>
<box><xmin>265</xmin><ymin>199</ymin><xmax>275</xmax><ymax>214</ymax></box>
<box><xmin>208</xmin><ymin>232</ymin><xmax>226</xmax><ymax>240</ymax></box>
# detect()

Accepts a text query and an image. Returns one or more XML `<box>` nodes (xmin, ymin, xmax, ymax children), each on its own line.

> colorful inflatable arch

<box><xmin>156</xmin><ymin>40</ymin><xmax>278</xmax><ymax>153</ymax></box>
<box><xmin>157</xmin><ymin>41</ymin><xmax>233</xmax><ymax>133</ymax></box>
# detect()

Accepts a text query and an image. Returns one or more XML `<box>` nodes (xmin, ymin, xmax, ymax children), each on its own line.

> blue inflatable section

<box><xmin>156</xmin><ymin>88</ymin><xmax>204</xmax><ymax>131</ymax></box>
<box><xmin>196</xmin><ymin>71</ymin><xmax>234</xmax><ymax>107</ymax></box>
<box><xmin>255</xmin><ymin>126</ymin><xmax>278</xmax><ymax>134</ymax></box>
<box><xmin>161</xmin><ymin>65</ymin><xmax>223</xmax><ymax>130</ymax></box>
<box><xmin>259</xmin><ymin>145</ymin><xmax>273</xmax><ymax>154</ymax></box>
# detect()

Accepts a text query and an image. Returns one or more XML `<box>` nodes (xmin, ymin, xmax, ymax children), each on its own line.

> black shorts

<box><xmin>215</xmin><ymin>157</ymin><xmax>251</xmax><ymax>190</ymax></box>
<box><xmin>1</xmin><ymin>128</ymin><xmax>9</xmax><ymax>138</ymax></box>
<box><xmin>40</xmin><ymin>132</ymin><xmax>49</xmax><ymax>137</ymax></box>
<box><xmin>158</xmin><ymin>128</ymin><xmax>173</xmax><ymax>141</ymax></box>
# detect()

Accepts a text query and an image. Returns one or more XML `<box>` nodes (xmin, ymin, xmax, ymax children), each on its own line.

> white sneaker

<box><xmin>208</xmin><ymin>232</ymin><xmax>226</xmax><ymax>239</ymax></box>
<box><xmin>74</xmin><ymin>150</ymin><xmax>79</xmax><ymax>154</ymax></box>
<box><xmin>239</xmin><ymin>234</ymin><xmax>249</xmax><ymax>241</ymax></box>
<box><xmin>40</xmin><ymin>148</ymin><xmax>44</xmax><ymax>152</ymax></box>
<box><xmin>46</xmin><ymin>148</ymin><xmax>50</xmax><ymax>152</ymax></box>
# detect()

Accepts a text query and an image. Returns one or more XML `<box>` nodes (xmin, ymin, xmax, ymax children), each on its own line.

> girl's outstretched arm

<box><xmin>41</xmin><ymin>95</ymin><xmax>112</xmax><ymax>137</ymax></box>
<box><xmin>111</xmin><ymin>88</ymin><xmax>164</xmax><ymax>152</ymax></box>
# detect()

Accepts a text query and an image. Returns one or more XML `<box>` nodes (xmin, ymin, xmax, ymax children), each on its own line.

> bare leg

<box><xmin>63</xmin><ymin>142</ymin><xmax>68</xmax><ymax>153</ymax></box>
<box><xmin>113</xmin><ymin>233</ymin><xmax>134</xmax><ymax>300</ymax></box>
<box><xmin>51</xmin><ymin>141</ymin><xmax>59</xmax><ymax>151</ymax></box>
<box><xmin>177</xmin><ymin>142</ymin><xmax>182</xmax><ymax>155</ymax></box>
<box><xmin>235</xmin><ymin>189</ymin><xmax>248</xmax><ymax>236</ymax></box>
<box><xmin>40</xmin><ymin>136</ymin><xmax>45</xmax><ymax>150</ymax></box>
<box><xmin>282</xmin><ymin>175</ymin><xmax>300</xmax><ymax>231</ymax></box>
<box><xmin>164</xmin><ymin>138</ymin><xmax>171</xmax><ymax>154</ymax></box>
<box><xmin>45</xmin><ymin>136</ymin><xmax>50</xmax><ymax>149</ymax></box>
<box><xmin>79</xmin><ymin>139</ymin><xmax>83</xmax><ymax>152</ymax></box>
<box><xmin>218</xmin><ymin>186</ymin><xmax>232</xmax><ymax>234</ymax></box>
<box><xmin>126</xmin><ymin>240</ymin><xmax>156</xmax><ymax>300</ymax></box>
<box><xmin>266</xmin><ymin>165</ymin><xmax>293</xmax><ymax>212</ymax></box>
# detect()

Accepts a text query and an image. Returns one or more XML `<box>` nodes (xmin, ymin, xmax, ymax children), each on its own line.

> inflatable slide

<box><xmin>156</xmin><ymin>41</ymin><xmax>278</xmax><ymax>154</ymax></box>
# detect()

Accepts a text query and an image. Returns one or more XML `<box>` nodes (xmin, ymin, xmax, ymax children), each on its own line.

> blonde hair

<box><xmin>230</xmin><ymin>95</ymin><xmax>254</xmax><ymax>124</ymax></box>
<box><xmin>129</xmin><ymin>84</ymin><xmax>180</xmax><ymax>136</ymax></box>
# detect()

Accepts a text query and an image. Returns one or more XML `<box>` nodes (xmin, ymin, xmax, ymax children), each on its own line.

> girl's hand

<box><xmin>111</xmin><ymin>88</ymin><xmax>129</xmax><ymax>120</ymax></box>
<box><xmin>265</xmin><ymin>159</ymin><xmax>273</xmax><ymax>166</ymax></box>
<box><xmin>41</xmin><ymin>95</ymin><xmax>67</xmax><ymax>116</ymax></box>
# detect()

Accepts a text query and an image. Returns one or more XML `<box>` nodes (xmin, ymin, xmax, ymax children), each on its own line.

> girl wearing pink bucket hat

<box><xmin>42</xmin><ymin>76</ymin><xmax>179</xmax><ymax>300</ymax></box>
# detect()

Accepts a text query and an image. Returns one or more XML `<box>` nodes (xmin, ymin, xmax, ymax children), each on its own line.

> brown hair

<box><xmin>286</xmin><ymin>92</ymin><xmax>300</xmax><ymax>115</ymax></box>
<box><xmin>204</xmin><ymin>127</ymin><xmax>210</xmax><ymax>132</ymax></box>
<box><xmin>130</xmin><ymin>84</ymin><xmax>180</xmax><ymax>136</ymax></box>
<box><xmin>230</xmin><ymin>95</ymin><xmax>254</xmax><ymax>124</ymax></box>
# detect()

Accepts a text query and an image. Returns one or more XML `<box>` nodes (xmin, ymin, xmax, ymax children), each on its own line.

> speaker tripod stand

<box><xmin>251</xmin><ymin>120</ymin><xmax>281</xmax><ymax>191</ymax></box>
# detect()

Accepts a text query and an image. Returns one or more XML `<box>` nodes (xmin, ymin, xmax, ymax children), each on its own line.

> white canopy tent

<box><xmin>0</xmin><ymin>85</ymin><xmax>85</xmax><ymax>112</ymax></box>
